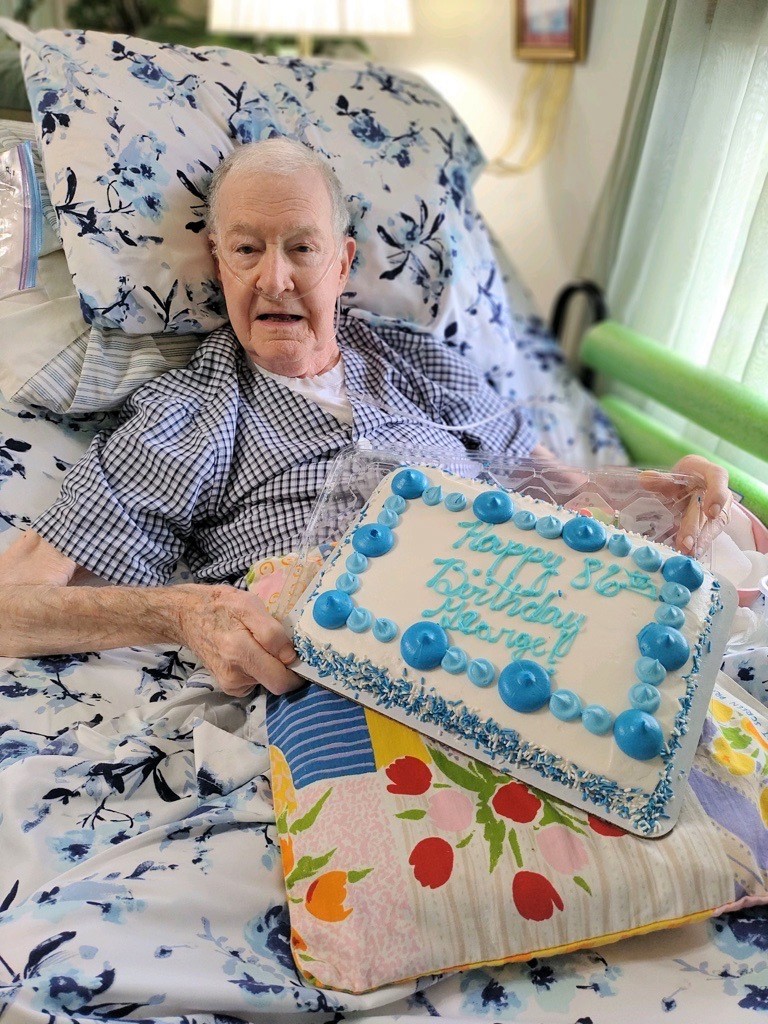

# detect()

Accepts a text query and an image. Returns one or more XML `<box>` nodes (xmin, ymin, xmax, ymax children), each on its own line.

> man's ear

<box><xmin>337</xmin><ymin>236</ymin><xmax>356</xmax><ymax>294</ymax></box>
<box><xmin>209</xmin><ymin>236</ymin><xmax>221</xmax><ymax>282</ymax></box>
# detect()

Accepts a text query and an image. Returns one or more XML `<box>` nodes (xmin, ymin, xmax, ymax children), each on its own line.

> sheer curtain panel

<box><xmin>580</xmin><ymin>0</ymin><xmax>768</xmax><ymax>481</ymax></box>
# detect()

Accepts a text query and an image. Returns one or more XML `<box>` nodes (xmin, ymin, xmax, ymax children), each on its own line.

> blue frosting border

<box><xmin>294</xmin><ymin>471</ymin><xmax>725</xmax><ymax>833</ymax></box>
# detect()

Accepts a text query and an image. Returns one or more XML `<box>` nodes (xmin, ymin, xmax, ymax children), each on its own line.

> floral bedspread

<box><xmin>0</xmin><ymin>400</ymin><xmax>766</xmax><ymax>1023</ymax></box>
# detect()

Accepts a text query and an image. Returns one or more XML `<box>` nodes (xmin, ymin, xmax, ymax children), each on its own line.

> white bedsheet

<box><xmin>0</xmin><ymin>398</ymin><xmax>765</xmax><ymax>1024</ymax></box>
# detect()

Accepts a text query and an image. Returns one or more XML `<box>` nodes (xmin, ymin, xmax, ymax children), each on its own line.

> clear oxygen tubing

<box><xmin>214</xmin><ymin>235</ymin><xmax>528</xmax><ymax>435</ymax></box>
<box><xmin>211</xmin><ymin>236</ymin><xmax>346</xmax><ymax>303</ymax></box>
<box><xmin>344</xmin><ymin>381</ymin><xmax>529</xmax><ymax>434</ymax></box>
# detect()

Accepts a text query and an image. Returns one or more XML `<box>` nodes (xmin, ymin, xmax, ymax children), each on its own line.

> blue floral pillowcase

<box><xmin>0</xmin><ymin>115</ymin><xmax>201</xmax><ymax>414</ymax></box>
<box><xmin>0</xmin><ymin>20</ymin><xmax>624</xmax><ymax>461</ymax></box>
<box><xmin>10</xmin><ymin>24</ymin><xmax>497</xmax><ymax>349</ymax></box>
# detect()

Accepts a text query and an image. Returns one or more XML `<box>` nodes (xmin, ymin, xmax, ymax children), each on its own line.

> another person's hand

<box><xmin>173</xmin><ymin>584</ymin><xmax>302</xmax><ymax>697</ymax></box>
<box><xmin>641</xmin><ymin>455</ymin><xmax>732</xmax><ymax>556</ymax></box>
<box><xmin>534</xmin><ymin>445</ymin><xmax>732</xmax><ymax>556</ymax></box>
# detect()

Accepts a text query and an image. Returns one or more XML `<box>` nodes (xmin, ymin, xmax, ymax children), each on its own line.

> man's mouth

<box><xmin>256</xmin><ymin>313</ymin><xmax>303</xmax><ymax>322</ymax></box>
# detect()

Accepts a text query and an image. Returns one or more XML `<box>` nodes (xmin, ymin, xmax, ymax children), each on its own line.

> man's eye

<box><xmin>235</xmin><ymin>244</ymin><xmax>257</xmax><ymax>256</ymax></box>
<box><xmin>294</xmin><ymin>244</ymin><xmax>314</xmax><ymax>254</ymax></box>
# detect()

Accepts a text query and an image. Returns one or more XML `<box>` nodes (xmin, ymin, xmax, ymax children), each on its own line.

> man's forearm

<box><xmin>0</xmin><ymin>583</ymin><xmax>187</xmax><ymax>658</ymax></box>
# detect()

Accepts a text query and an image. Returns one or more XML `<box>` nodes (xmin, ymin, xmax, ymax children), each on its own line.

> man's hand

<box><xmin>0</xmin><ymin>531</ymin><xmax>303</xmax><ymax>698</ymax></box>
<box><xmin>171</xmin><ymin>585</ymin><xmax>301</xmax><ymax>697</ymax></box>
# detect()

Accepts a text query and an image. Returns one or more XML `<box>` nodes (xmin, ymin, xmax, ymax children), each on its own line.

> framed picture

<box><xmin>514</xmin><ymin>0</ymin><xmax>589</xmax><ymax>62</ymax></box>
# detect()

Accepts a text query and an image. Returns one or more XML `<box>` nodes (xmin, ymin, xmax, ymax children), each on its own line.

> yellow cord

<box><xmin>486</xmin><ymin>63</ymin><xmax>574</xmax><ymax>175</ymax></box>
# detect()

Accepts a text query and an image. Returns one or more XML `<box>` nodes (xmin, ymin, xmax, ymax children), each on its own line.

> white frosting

<box><xmin>294</xmin><ymin>467</ymin><xmax>729</xmax><ymax>804</ymax></box>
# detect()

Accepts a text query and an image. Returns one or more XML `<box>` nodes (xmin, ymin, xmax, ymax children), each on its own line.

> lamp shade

<box><xmin>342</xmin><ymin>1</ymin><xmax>413</xmax><ymax>35</ymax></box>
<box><xmin>207</xmin><ymin>0</ymin><xmax>413</xmax><ymax>37</ymax></box>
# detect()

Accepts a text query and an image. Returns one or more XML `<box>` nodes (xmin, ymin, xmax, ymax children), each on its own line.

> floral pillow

<box><xmin>6</xmin><ymin>23</ymin><xmax>500</xmax><ymax>362</ymax></box>
<box><xmin>0</xmin><ymin>116</ymin><xmax>203</xmax><ymax>412</ymax></box>
<box><xmin>0</xmin><ymin>22</ymin><xmax>627</xmax><ymax>461</ymax></box>
<box><xmin>265</xmin><ymin>680</ymin><xmax>767</xmax><ymax>993</ymax></box>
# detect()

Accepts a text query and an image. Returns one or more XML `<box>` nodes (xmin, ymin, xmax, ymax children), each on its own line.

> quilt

<box><xmin>0</xmin><ymin>400</ymin><xmax>767</xmax><ymax>1024</ymax></box>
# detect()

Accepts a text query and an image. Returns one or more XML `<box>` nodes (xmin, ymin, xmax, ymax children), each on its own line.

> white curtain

<box><xmin>581</xmin><ymin>0</ymin><xmax>768</xmax><ymax>481</ymax></box>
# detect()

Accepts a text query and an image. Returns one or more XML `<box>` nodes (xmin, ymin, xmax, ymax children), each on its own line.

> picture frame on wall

<box><xmin>514</xmin><ymin>0</ymin><xmax>589</xmax><ymax>62</ymax></box>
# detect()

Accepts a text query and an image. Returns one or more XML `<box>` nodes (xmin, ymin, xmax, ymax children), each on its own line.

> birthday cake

<box><xmin>291</xmin><ymin>465</ymin><xmax>737</xmax><ymax>835</ymax></box>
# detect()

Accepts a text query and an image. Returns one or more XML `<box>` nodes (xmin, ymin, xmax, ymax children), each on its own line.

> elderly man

<box><xmin>0</xmin><ymin>138</ymin><xmax>730</xmax><ymax>696</ymax></box>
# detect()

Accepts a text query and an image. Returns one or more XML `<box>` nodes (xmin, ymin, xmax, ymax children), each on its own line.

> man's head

<box><xmin>207</xmin><ymin>138</ymin><xmax>356</xmax><ymax>377</ymax></box>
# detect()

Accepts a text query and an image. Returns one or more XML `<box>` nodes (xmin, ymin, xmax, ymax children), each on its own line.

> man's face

<box><xmin>211</xmin><ymin>165</ymin><xmax>355</xmax><ymax>377</ymax></box>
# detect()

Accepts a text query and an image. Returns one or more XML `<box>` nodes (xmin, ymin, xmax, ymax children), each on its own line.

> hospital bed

<box><xmin>0</xmin><ymin>20</ymin><xmax>766</xmax><ymax>1023</ymax></box>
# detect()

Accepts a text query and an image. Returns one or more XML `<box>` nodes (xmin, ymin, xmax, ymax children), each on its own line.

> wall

<box><xmin>2</xmin><ymin>0</ymin><xmax>647</xmax><ymax>317</ymax></box>
<box><xmin>373</xmin><ymin>0</ymin><xmax>648</xmax><ymax>317</ymax></box>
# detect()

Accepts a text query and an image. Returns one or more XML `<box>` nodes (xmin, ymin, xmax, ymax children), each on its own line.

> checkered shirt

<box><xmin>32</xmin><ymin>315</ymin><xmax>536</xmax><ymax>586</ymax></box>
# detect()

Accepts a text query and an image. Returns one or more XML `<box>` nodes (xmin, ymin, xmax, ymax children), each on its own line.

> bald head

<box><xmin>207</xmin><ymin>137</ymin><xmax>351</xmax><ymax>241</ymax></box>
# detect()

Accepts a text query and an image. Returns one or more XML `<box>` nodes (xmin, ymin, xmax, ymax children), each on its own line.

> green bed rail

<box><xmin>580</xmin><ymin>321</ymin><xmax>768</xmax><ymax>524</ymax></box>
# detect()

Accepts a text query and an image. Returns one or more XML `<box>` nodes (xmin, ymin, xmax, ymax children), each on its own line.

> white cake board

<box><xmin>288</xmin><ymin>577</ymin><xmax>736</xmax><ymax>838</ymax></box>
<box><xmin>282</xmin><ymin>445</ymin><xmax>736</xmax><ymax>839</ymax></box>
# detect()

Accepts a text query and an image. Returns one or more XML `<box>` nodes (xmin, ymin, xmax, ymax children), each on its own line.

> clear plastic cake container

<box><xmin>278</xmin><ymin>444</ymin><xmax>733</xmax><ymax>836</ymax></box>
<box><xmin>276</xmin><ymin>443</ymin><xmax>718</xmax><ymax>622</ymax></box>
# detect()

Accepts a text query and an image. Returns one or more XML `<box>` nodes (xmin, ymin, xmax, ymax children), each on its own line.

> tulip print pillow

<box><xmin>265</xmin><ymin>681</ymin><xmax>768</xmax><ymax>993</ymax></box>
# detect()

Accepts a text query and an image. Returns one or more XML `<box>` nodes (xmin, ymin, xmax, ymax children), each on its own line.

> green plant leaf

<box><xmin>721</xmin><ymin>727</ymin><xmax>753</xmax><ymax>751</ymax></box>
<box><xmin>284</xmin><ymin>848</ymin><xmax>336</xmax><ymax>889</ymax></box>
<box><xmin>476</xmin><ymin>801</ymin><xmax>506</xmax><ymax>873</ymax></box>
<box><xmin>538</xmin><ymin>798</ymin><xmax>587</xmax><ymax>835</ymax></box>
<box><xmin>289</xmin><ymin>788</ymin><xmax>332</xmax><ymax>834</ymax></box>
<box><xmin>428</xmin><ymin>746</ymin><xmax>486</xmax><ymax>793</ymax></box>
<box><xmin>395</xmin><ymin>808</ymin><xmax>427</xmax><ymax>820</ymax></box>
<box><xmin>471</xmin><ymin>759</ymin><xmax>505</xmax><ymax>788</ymax></box>
<box><xmin>347</xmin><ymin>867</ymin><xmax>374</xmax><ymax>883</ymax></box>
<box><xmin>456</xmin><ymin>831</ymin><xmax>475</xmax><ymax>849</ymax></box>
<box><xmin>507</xmin><ymin>826</ymin><xmax>523</xmax><ymax>868</ymax></box>
<box><xmin>573</xmin><ymin>875</ymin><xmax>592</xmax><ymax>895</ymax></box>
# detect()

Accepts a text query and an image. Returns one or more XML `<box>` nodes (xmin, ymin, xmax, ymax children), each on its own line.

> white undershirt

<box><xmin>248</xmin><ymin>355</ymin><xmax>354</xmax><ymax>425</ymax></box>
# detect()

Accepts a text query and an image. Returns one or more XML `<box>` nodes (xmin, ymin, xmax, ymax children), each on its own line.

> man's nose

<box><xmin>255</xmin><ymin>246</ymin><xmax>293</xmax><ymax>297</ymax></box>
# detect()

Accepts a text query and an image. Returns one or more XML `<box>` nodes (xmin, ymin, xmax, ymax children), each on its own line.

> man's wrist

<box><xmin>155</xmin><ymin>583</ymin><xmax>203</xmax><ymax>648</ymax></box>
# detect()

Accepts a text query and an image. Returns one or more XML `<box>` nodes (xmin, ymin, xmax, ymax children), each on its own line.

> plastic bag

<box><xmin>0</xmin><ymin>141</ymin><xmax>42</xmax><ymax>298</ymax></box>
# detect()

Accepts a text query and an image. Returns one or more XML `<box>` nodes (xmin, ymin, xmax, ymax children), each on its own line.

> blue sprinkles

<box><xmin>300</xmin><ymin>467</ymin><xmax>721</xmax><ymax>831</ymax></box>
